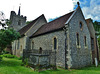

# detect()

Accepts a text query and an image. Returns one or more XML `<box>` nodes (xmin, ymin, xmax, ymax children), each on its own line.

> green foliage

<box><xmin>5</xmin><ymin>19</ymin><xmax>11</xmax><ymax>26</ymax></box>
<box><xmin>0</xmin><ymin>54</ymin><xmax>23</xmax><ymax>61</ymax></box>
<box><xmin>2</xmin><ymin>54</ymin><xmax>17</xmax><ymax>58</ymax></box>
<box><xmin>0</xmin><ymin>55</ymin><xmax>3</xmax><ymax>61</ymax></box>
<box><xmin>2</xmin><ymin>50</ymin><xmax>9</xmax><ymax>54</ymax></box>
<box><xmin>0</xmin><ymin>28</ymin><xmax>20</xmax><ymax>53</ymax></box>
<box><xmin>21</xmin><ymin>58</ymin><xmax>29</xmax><ymax>66</ymax></box>
<box><xmin>93</xmin><ymin>21</ymin><xmax>100</xmax><ymax>32</ymax></box>
<box><xmin>18</xmin><ymin>56</ymin><xmax>23</xmax><ymax>60</ymax></box>
<box><xmin>26</xmin><ymin>20</ymin><xmax>32</xmax><ymax>25</ymax></box>
<box><xmin>98</xmin><ymin>36</ymin><xmax>100</xmax><ymax>48</ymax></box>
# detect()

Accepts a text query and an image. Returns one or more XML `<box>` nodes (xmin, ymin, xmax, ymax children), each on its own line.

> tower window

<box><xmin>18</xmin><ymin>20</ymin><xmax>21</xmax><ymax>25</ymax></box>
<box><xmin>54</xmin><ymin>38</ymin><xmax>57</xmax><ymax>50</ymax></box>
<box><xmin>76</xmin><ymin>33</ymin><xmax>79</xmax><ymax>46</ymax></box>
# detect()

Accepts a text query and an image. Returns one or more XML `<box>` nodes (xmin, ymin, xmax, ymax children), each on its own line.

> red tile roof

<box><xmin>30</xmin><ymin>11</ymin><xmax>74</xmax><ymax>38</ymax></box>
<box><xmin>18</xmin><ymin>14</ymin><xmax>45</xmax><ymax>36</ymax></box>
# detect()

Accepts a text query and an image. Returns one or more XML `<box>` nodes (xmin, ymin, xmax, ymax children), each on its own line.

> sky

<box><xmin>75</xmin><ymin>0</ymin><xmax>100</xmax><ymax>22</ymax></box>
<box><xmin>0</xmin><ymin>0</ymin><xmax>100</xmax><ymax>22</ymax></box>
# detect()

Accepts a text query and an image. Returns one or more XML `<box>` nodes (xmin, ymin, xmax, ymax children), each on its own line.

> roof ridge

<box><xmin>30</xmin><ymin>11</ymin><xmax>74</xmax><ymax>38</ymax></box>
<box><xmin>18</xmin><ymin>14</ymin><xmax>45</xmax><ymax>36</ymax></box>
<box><xmin>25</xmin><ymin>14</ymin><xmax>47</xmax><ymax>35</ymax></box>
<box><xmin>48</xmin><ymin>11</ymin><xmax>74</xmax><ymax>24</ymax></box>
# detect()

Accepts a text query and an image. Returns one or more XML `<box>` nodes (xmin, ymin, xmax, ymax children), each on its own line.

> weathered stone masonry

<box><xmin>30</xmin><ymin>30</ymin><xmax>66</xmax><ymax>68</ymax></box>
<box><xmin>68</xmin><ymin>7</ymin><xmax>92</xmax><ymax>68</ymax></box>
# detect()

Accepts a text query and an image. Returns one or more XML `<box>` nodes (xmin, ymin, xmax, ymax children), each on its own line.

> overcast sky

<box><xmin>0</xmin><ymin>0</ymin><xmax>100</xmax><ymax>22</ymax></box>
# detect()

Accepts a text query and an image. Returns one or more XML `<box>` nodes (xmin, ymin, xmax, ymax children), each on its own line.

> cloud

<box><xmin>72</xmin><ymin>0</ymin><xmax>79</xmax><ymax>6</ymax></box>
<box><xmin>81</xmin><ymin>0</ymin><xmax>100</xmax><ymax>21</ymax></box>
<box><xmin>72</xmin><ymin>0</ymin><xmax>100</xmax><ymax>21</ymax></box>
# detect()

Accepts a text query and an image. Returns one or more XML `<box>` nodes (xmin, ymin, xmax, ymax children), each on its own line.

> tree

<box><xmin>98</xmin><ymin>35</ymin><xmax>100</xmax><ymax>48</ymax></box>
<box><xmin>0</xmin><ymin>11</ymin><xmax>20</xmax><ymax>55</ymax></box>
<box><xmin>26</xmin><ymin>20</ymin><xmax>32</xmax><ymax>25</ymax></box>
<box><xmin>93</xmin><ymin>21</ymin><xmax>100</xmax><ymax>32</ymax></box>
<box><xmin>0</xmin><ymin>11</ymin><xmax>7</xmax><ymax>29</ymax></box>
<box><xmin>0</xmin><ymin>28</ymin><xmax>20</xmax><ymax>54</ymax></box>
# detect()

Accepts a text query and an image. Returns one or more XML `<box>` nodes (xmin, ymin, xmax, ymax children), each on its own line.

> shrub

<box><xmin>21</xmin><ymin>58</ymin><xmax>29</xmax><ymax>66</ymax></box>
<box><xmin>2</xmin><ymin>50</ymin><xmax>9</xmax><ymax>54</ymax></box>
<box><xmin>0</xmin><ymin>55</ymin><xmax>3</xmax><ymax>61</ymax></box>
<box><xmin>18</xmin><ymin>56</ymin><xmax>23</xmax><ymax>60</ymax></box>
<box><xmin>3</xmin><ymin>54</ymin><xmax>17</xmax><ymax>58</ymax></box>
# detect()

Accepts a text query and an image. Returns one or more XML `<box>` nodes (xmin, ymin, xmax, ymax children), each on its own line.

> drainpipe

<box><xmin>63</xmin><ymin>24</ymin><xmax>68</xmax><ymax>69</ymax></box>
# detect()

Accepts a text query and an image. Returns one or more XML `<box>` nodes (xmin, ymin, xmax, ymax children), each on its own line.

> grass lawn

<box><xmin>0</xmin><ymin>57</ymin><xmax>100</xmax><ymax>74</ymax></box>
<box><xmin>0</xmin><ymin>58</ymin><xmax>38</xmax><ymax>74</ymax></box>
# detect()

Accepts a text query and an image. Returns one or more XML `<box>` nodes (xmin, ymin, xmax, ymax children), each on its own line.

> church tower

<box><xmin>9</xmin><ymin>6</ymin><xmax>27</xmax><ymax>31</ymax></box>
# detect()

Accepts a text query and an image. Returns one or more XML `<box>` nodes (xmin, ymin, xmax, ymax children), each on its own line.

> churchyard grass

<box><xmin>40</xmin><ymin>65</ymin><xmax>100</xmax><ymax>74</ymax></box>
<box><xmin>0</xmin><ymin>57</ymin><xmax>38</xmax><ymax>74</ymax></box>
<box><xmin>0</xmin><ymin>57</ymin><xmax>100</xmax><ymax>74</ymax></box>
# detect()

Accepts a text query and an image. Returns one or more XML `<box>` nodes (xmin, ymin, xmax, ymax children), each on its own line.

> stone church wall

<box><xmin>30</xmin><ymin>30</ymin><xmax>66</xmax><ymax>68</ymax></box>
<box><xmin>12</xmin><ymin>36</ymin><xmax>27</xmax><ymax>57</ymax></box>
<box><xmin>68</xmin><ymin>7</ymin><xmax>92</xmax><ymax>68</ymax></box>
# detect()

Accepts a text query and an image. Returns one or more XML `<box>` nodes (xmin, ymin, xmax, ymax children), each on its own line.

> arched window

<box><xmin>39</xmin><ymin>47</ymin><xmax>42</xmax><ymax>54</ymax></box>
<box><xmin>79</xmin><ymin>22</ymin><xmax>83</xmax><ymax>30</ymax></box>
<box><xmin>54</xmin><ymin>38</ymin><xmax>57</xmax><ymax>50</ymax></box>
<box><xmin>21</xmin><ymin>45</ymin><xmax>22</xmax><ymax>50</ymax></box>
<box><xmin>32</xmin><ymin>41</ymin><xmax>34</xmax><ymax>49</ymax></box>
<box><xmin>18</xmin><ymin>20</ymin><xmax>21</xmax><ymax>25</ymax></box>
<box><xmin>76</xmin><ymin>33</ymin><xmax>79</xmax><ymax>46</ymax></box>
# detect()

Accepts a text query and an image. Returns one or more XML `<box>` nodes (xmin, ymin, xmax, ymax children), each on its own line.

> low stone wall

<box><xmin>28</xmin><ymin>54</ymin><xmax>49</xmax><ymax>67</ymax></box>
<box><xmin>23</xmin><ymin>49</ymin><xmax>56</xmax><ymax>67</ymax></box>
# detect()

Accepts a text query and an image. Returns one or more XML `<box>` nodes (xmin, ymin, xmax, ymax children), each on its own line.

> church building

<box><xmin>10</xmin><ymin>2</ymin><xmax>99</xmax><ymax>69</ymax></box>
<box><xmin>29</xmin><ymin>3</ymin><xmax>92</xmax><ymax>68</ymax></box>
<box><xmin>10</xmin><ymin>7</ymin><xmax>47</xmax><ymax>57</ymax></box>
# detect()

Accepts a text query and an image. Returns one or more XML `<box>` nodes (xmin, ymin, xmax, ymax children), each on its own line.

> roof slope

<box><xmin>30</xmin><ymin>11</ymin><xmax>74</xmax><ymax>37</ymax></box>
<box><xmin>86</xmin><ymin>18</ymin><xmax>95</xmax><ymax>37</ymax></box>
<box><xmin>18</xmin><ymin>14</ymin><xmax>45</xmax><ymax>36</ymax></box>
<box><xmin>86</xmin><ymin>18</ymin><xmax>91</xmax><ymax>26</ymax></box>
